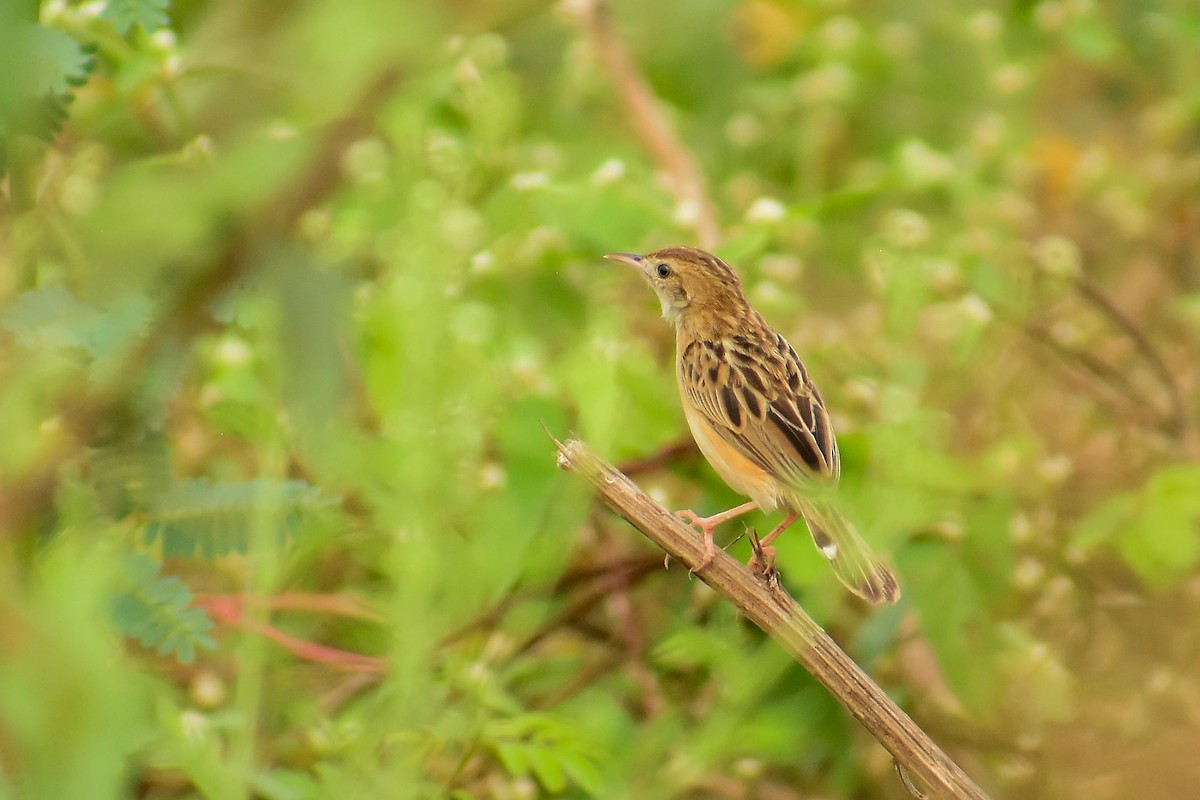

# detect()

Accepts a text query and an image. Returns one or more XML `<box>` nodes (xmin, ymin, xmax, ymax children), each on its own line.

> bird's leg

<box><xmin>758</xmin><ymin>510</ymin><xmax>801</xmax><ymax>548</ymax></box>
<box><xmin>747</xmin><ymin>530</ymin><xmax>780</xmax><ymax>587</ymax></box>
<box><xmin>746</xmin><ymin>511</ymin><xmax>800</xmax><ymax>576</ymax></box>
<box><xmin>675</xmin><ymin>501</ymin><xmax>758</xmax><ymax>572</ymax></box>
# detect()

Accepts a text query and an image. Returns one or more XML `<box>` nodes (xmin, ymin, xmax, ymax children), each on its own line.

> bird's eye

<box><xmin>656</xmin><ymin>263</ymin><xmax>671</xmax><ymax>278</ymax></box>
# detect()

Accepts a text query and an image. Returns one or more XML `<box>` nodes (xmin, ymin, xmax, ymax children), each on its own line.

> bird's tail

<box><xmin>798</xmin><ymin>497</ymin><xmax>900</xmax><ymax>604</ymax></box>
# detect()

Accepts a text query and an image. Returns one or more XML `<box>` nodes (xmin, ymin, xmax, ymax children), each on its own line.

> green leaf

<box><xmin>144</xmin><ymin>478</ymin><xmax>329</xmax><ymax>559</ymax></box>
<box><xmin>899</xmin><ymin>539</ymin><xmax>1001</xmax><ymax>715</ymax></box>
<box><xmin>558</xmin><ymin>750</ymin><xmax>605</xmax><ymax>796</ymax></box>
<box><xmin>0</xmin><ymin>20</ymin><xmax>97</xmax><ymax>150</ymax></box>
<box><xmin>0</xmin><ymin>287</ymin><xmax>100</xmax><ymax>353</ymax></box>
<box><xmin>1072</xmin><ymin>465</ymin><xmax>1200</xmax><ymax>591</ymax></box>
<box><xmin>111</xmin><ymin>553</ymin><xmax>216</xmax><ymax>663</ymax></box>
<box><xmin>1065</xmin><ymin>13</ymin><xmax>1119</xmax><ymax>63</ymax></box>
<box><xmin>485</xmin><ymin>713</ymin><xmax>604</xmax><ymax>795</ymax></box>
<box><xmin>101</xmin><ymin>0</ymin><xmax>171</xmax><ymax>35</ymax></box>
<box><xmin>493</xmin><ymin>742</ymin><xmax>530</xmax><ymax>777</ymax></box>
<box><xmin>528</xmin><ymin>746</ymin><xmax>566</xmax><ymax>793</ymax></box>
<box><xmin>1117</xmin><ymin>466</ymin><xmax>1200</xmax><ymax>590</ymax></box>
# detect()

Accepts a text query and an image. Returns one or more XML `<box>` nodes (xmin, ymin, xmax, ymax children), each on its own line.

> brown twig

<box><xmin>200</xmin><ymin>596</ymin><xmax>384</xmax><ymax>673</ymax></box>
<box><xmin>553</xmin><ymin>435</ymin><xmax>993</xmax><ymax>800</ymax></box>
<box><xmin>1022</xmin><ymin>321</ymin><xmax>1167</xmax><ymax>433</ymax></box>
<box><xmin>573</xmin><ymin>0</ymin><xmax>720</xmax><ymax>248</ymax></box>
<box><xmin>1075</xmin><ymin>278</ymin><xmax>1187</xmax><ymax>436</ymax></box>
<box><xmin>616</xmin><ymin>437</ymin><xmax>698</xmax><ymax>476</ymax></box>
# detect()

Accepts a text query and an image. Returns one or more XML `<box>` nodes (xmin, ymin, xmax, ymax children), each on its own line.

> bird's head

<box><xmin>605</xmin><ymin>246</ymin><xmax>746</xmax><ymax>327</ymax></box>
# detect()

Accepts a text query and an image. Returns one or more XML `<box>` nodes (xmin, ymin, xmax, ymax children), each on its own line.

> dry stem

<box><xmin>573</xmin><ymin>0</ymin><xmax>721</xmax><ymax>249</ymax></box>
<box><xmin>553</xmin><ymin>435</ymin><xmax>993</xmax><ymax>800</ymax></box>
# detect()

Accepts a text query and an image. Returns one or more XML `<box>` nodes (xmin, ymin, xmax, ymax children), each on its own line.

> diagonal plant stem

<box><xmin>1075</xmin><ymin>277</ymin><xmax>1187</xmax><ymax>436</ymax></box>
<box><xmin>572</xmin><ymin>0</ymin><xmax>721</xmax><ymax>249</ymax></box>
<box><xmin>553</xmin><ymin>435</ymin><xmax>993</xmax><ymax>800</ymax></box>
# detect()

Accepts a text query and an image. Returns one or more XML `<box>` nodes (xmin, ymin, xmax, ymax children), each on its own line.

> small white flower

<box><xmin>1039</xmin><ymin>454</ymin><xmax>1073</xmax><ymax>484</ymax></box>
<box><xmin>759</xmin><ymin>255</ymin><xmax>802</xmax><ymax>281</ymax></box>
<box><xmin>298</xmin><ymin>208</ymin><xmax>331</xmax><ymax>241</ymax></box>
<box><xmin>214</xmin><ymin>336</ymin><xmax>252</xmax><ymax>367</ymax></box>
<box><xmin>745</xmin><ymin>196</ymin><xmax>786</xmax><ymax>223</ymax></box>
<box><xmin>971</xmin><ymin>113</ymin><xmax>1007</xmax><ymax>154</ymax></box>
<box><xmin>993</xmin><ymin>63</ymin><xmax>1030</xmax><ymax>95</ymax></box>
<box><xmin>266</xmin><ymin>120</ymin><xmax>298</xmax><ymax>141</ymax></box>
<box><xmin>1014</xmin><ymin>557</ymin><xmax>1046</xmax><ymax>591</ymax></box>
<box><xmin>162</xmin><ymin>54</ymin><xmax>183</xmax><ymax>80</ymax></box>
<box><xmin>725</xmin><ymin>112</ymin><xmax>762</xmax><ymax>147</ymax></box>
<box><xmin>750</xmin><ymin>280</ymin><xmax>786</xmax><ymax>307</ymax></box>
<box><xmin>342</xmin><ymin>138</ymin><xmax>390</xmax><ymax>185</ymax></box>
<box><xmin>189</xmin><ymin>671</ymin><xmax>228</xmax><ymax>709</ymax></box>
<box><xmin>881</xmin><ymin>208</ymin><xmax>930</xmax><ymax>248</ymax></box>
<box><xmin>1010</xmin><ymin>512</ymin><xmax>1034</xmax><ymax>544</ymax></box>
<box><xmin>470</xmin><ymin>250</ymin><xmax>496</xmax><ymax>274</ymax></box>
<box><xmin>1034</xmin><ymin>1</ymin><xmax>1067</xmax><ymax>31</ymax></box>
<box><xmin>897</xmin><ymin>139</ymin><xmax>953</xmax><ymax>185</ymax></box>
<box><xmin>479</xmin><ymin>462</ymin><xmax>506</xmax><ymax>490</ymax></box>
<box><xmin>591</xmin><ymin>157</ymin><xmax>626</xmax><ymax>186</ymax></box>
<box><xmin>510</xmin><ymin>171</ymin><xmax>549</xmax><ymax>190</ymax></box>
<box><xmin>967</xmin><ymin>11</ymin><xmax>1003</xmax><ymax>42</ymax></box>
<box><xmin>150</xmin><ymin>29</ymin><xmax>177</xmax><ymax>52</ymax></box>
<box><xmin>60</xmin><ymin>174</ymin><xmax>99</xmax><ymax>216</ymax></box>
<box><xmin>41</xmin><ymin>0</ymin><xmax>67</xmax><ymax>23</ymax></box>
<box><xmin>673</xmin><ymin>198</ymin><xmax>700</xmax><ymax>227</ymax></box>
<box><xmin>180</xmin><ymin>710</ymin><xmax>210</xmax><ymax>742</ymax></box>
<box><xmin>960</xmin><ymin>293</ymin><xmax>993</xmax><ymax>324</ymax></box>
<box><xmin>1032</xmin><ymin>235</ymin><xmax>1082</xmax><ymax>278</ymax></box>
<box><xmin>796</xmin><ymin>63</ymin><xmax>855</xmax><ymax>105</ymax></box>
<box><xmin>820</xmin><ymin>16</ymin><xmax>861</xmax><ymax>52</ymax></box>
<box><xmin>439</xmin><ymin>206</ymin><xmax>485</xmax><ymax>251</ymax></box>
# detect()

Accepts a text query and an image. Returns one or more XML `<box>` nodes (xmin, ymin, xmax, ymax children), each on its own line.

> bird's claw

<box><xmin>674</xmin><ymin>509</ymin><xmax>719</xmax><ymax>574</ymax></box>
<box><xmin>748</xmin><ymin>531</ymin><xmax>780</xmax><ymax>586</ymax></box>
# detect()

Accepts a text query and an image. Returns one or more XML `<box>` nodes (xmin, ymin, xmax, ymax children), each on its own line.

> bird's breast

<box><xmin>680</xmin><ymin>395</ymin><xmax>784</xmax><ymax>511</ymax></box>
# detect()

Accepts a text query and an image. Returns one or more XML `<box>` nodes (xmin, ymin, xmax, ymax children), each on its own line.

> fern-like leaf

<box><xmin>1</xmin><ymin>287</ymin><xmax>153</xmax><ymax>360</ymax></box>
<box><xmin>101</xmin><ymin>0</ymin><xmax>171</xmax><ymax>35</ymax></box>
<box><xmin>0</xmin><ymin>286</ymin><xmax>100</xmax><ymax>354</ymax></box>
<box><xmin>484</xmin><ymin>714</ymin><xmax>604</xmax><ymax>796</ymax></box>
<box><xmin>0</xmin><ymin>22</ymin><xmax>96</xmax><ymax>172</ymax></box>
<box><xmin>112</xmin><ymin>553</ymin><xmax>216</xmax><ymax>663</ymax></box>
<box><xmin>144</xmin><ymin>478</ymin><xmax>326</xmax><ymax>559</ymax></box>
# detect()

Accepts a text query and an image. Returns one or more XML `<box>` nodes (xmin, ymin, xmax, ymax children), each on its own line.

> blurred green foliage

<box><xmin>1</xmin><ymin>0</ymin><xmax>1199</xmax><ymax>798</ymax></box>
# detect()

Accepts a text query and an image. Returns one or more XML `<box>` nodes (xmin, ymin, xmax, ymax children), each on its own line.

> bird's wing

<box><xmin>679</xmin><ymin>329</ymin><xmax>839</xmax><ymax>489</ymax></box>
<box><xmin>680</xmin><ymin>329</ymin><xmax>899</xmax><ymax>605</ymax></box>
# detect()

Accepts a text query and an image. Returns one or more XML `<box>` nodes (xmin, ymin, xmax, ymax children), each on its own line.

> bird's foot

<box><xmin>675</xmin><ymin>509</ymin><xmax>719</xmax><ymax>573</ymax></box>
<box><xmin>748</xmin><ymin>531</ymin><xmax>779</xmax><ymax>585</ymax></box>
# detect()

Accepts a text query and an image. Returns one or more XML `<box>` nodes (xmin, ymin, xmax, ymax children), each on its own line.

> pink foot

<box><xmin>676</xmin><ymin>510</ymin><xmax>720</xmax><ymax>573</ymax></box>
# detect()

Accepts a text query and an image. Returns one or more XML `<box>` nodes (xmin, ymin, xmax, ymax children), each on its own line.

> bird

<box><xmin>606</xmin><ymin>247</ymin><xmax>900</xmax><ymax>604</ymax></box>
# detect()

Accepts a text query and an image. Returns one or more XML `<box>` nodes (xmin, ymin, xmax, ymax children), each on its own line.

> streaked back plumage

<box><xmin>615</xmin><ymin>245</ymin><xmax>900</xmax><ymax>603</ymax></box>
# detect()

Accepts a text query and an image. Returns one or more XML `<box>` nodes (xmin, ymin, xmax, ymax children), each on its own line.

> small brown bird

<box><xmin>607</xmin><ymin>246</ymin><xmax>899</xmax><ymax>604</ymax></box>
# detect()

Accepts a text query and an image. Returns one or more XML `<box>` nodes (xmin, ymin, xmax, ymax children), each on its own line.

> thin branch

<box><xmin>553</xmin><ymin>435</ymin><xmax>993</xmax><ymax>800</ymax></box>
<box><xmin>200</xmin><ymin>596</ymin><xmax>384</xmax><ymax>673</ymax></box>
<box><xmin>1075</xmin><ymin>278</ymin><xmax>1187</xmax><ymax>436</ymax></box>
<box><xmin>616</xmin><ymin>437</ymin><xmax>698</xmax><ymax>476</ymax></box>
<box><xmin>573</xmin><ymin>0</ymin><xmax>721</xmax><ymax>248</ymax></box>
<box><xmin>1022</xmin><ymin>320</ymin><xmax>1168</xmax><ymax>432</ymax></box>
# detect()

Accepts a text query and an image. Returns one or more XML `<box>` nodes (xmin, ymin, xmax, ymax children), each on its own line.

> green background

<box><xmin>2</xmin><ymin>0</ymin><xmax>1199</xmax><ymax>797</ymax></box>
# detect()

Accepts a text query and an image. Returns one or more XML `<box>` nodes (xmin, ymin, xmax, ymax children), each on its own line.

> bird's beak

<box><xmin>604</xmin><ymin>252</ymin><xmax>644</xmax><ymax>271</ymax></box>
